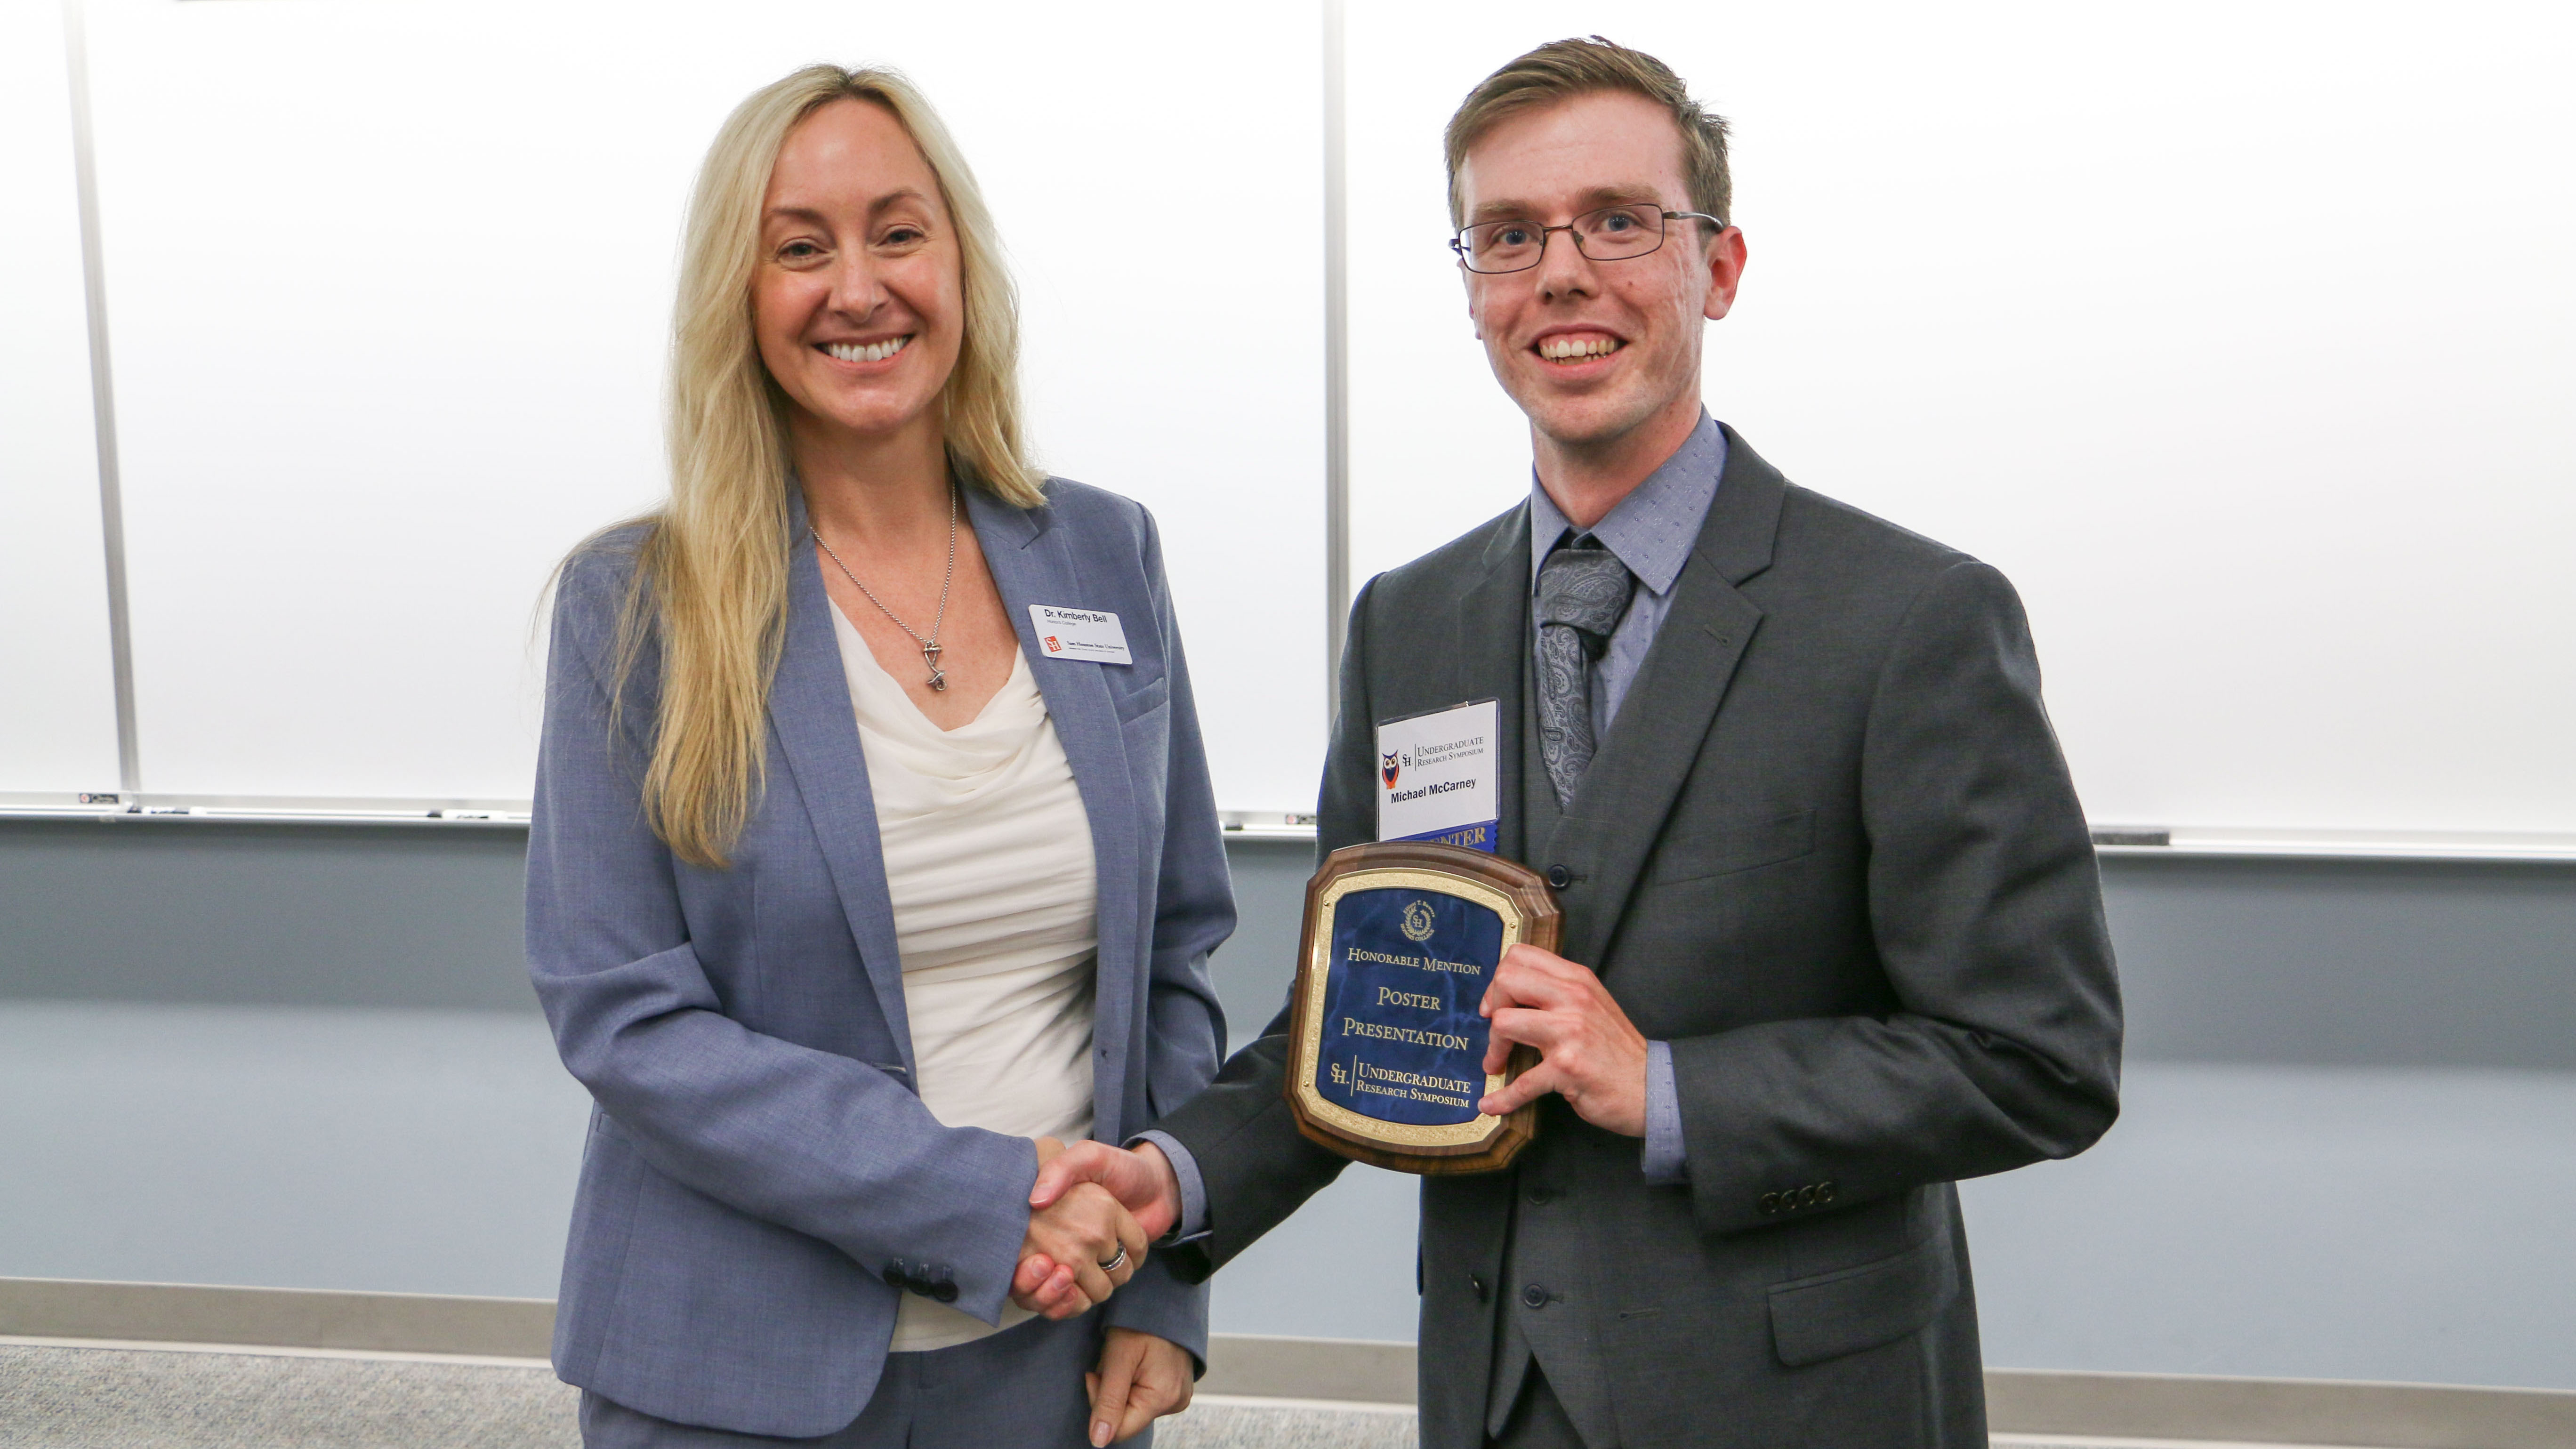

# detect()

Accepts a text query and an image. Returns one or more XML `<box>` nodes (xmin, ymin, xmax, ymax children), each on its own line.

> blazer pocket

<box><xmin>1766</xmin><ymin>1225</ymin><xmax>1960</xmax><ymax>1368</ymax></box>
<box><xmin>1646</xmin><ymin>808</ymin><xmax>1815</xmax><ymax>885</ymax></box>
<box><xmin>1112</xmin><ymin>676</ymin><xmax>1170</xmax><ymax>724</ymax></box>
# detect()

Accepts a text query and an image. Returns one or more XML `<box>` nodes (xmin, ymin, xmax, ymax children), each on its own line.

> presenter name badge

<box><xmin>1375</xmin><ymin>700</ymin><xmax>1499</xmax><ymax>853</ymax></box>
<box><xmin>1028</xmin><ymin>605</ymin><xmax>1132</xmax><ymax>665</ymax></box>
<box><xmin>1283</xmin><ymin>841</ymin><xmax>1558</xmax><ymax>1174</ymax></box>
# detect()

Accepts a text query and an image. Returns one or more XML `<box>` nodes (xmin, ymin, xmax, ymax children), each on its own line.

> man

<box><xmin>1038</xmin><ymin>37</ymin><xmax>2122</xmax><ymax>1449</ymax></box>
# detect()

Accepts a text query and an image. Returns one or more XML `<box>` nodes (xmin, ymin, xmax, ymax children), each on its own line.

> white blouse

<box><xmin>829</xmin><ymin>605</ymin><xmax>1100</xmax><ymax>1354</ymax></box>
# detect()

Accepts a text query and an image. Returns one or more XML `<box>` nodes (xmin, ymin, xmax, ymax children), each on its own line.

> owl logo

<box><xmin>1381</xmin><ymin>751</ymin><xmax>1400</xmax><ymax>789</ymax></box>
<box><xmin>1400</xmin><ymin>899</ymin><xmax>1437</xmax><ymax>943</ymax></box>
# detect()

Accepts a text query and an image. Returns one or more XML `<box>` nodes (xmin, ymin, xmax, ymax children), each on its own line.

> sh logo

<box><xmin>1400</xmin><ymin>898</ymin><xmax>1437</xmax><ymax>943</ymax></box>
<box><xmin>1043</xmin><ymin>636</ymin><xmax>1062</xmax><ymax>653</ymax></box>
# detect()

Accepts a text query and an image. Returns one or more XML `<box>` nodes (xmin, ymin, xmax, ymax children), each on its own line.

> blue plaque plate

<box><xmin>1286</xmin><ymin>843</ymin><xmax>1557</xmax><ymax>1174</ymax></box>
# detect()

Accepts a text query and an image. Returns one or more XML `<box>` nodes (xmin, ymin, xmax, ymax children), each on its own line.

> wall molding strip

<box><xmin>1988</xmin><ymin>1367</ymin><xmax>2576</xmax><ymax>1449</ymax></box>
<box><xmin>0</xmin><ymin>1277</ymin><xmax>552</xmax><ymax>1362</ymax></box>
<box><xmin>58</xmin><ymin>0</ymin><xmax>141</xmax><ymax>795</ymax></box>
<box><xmin>6</xmin><ymin>805</ymin><xmax>2576</xmax><ymax>865</ymax></box>
<box><xmin>1318</xmin><ymin>0</ymin><xmax>1351</xmax><ymax>722</ymax></box>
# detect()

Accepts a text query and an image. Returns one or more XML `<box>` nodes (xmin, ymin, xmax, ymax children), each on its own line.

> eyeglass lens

<box><xmin>1458</xmin><ymin>204</ymin><xmax>1668</xmax><ymax>273</ymax></box>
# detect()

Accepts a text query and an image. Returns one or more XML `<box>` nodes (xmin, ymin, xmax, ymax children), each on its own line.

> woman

<box><xmin>528</xmin><ymin>65</ymin><xmax>1229</xmax><ymax>1446</ymax></box>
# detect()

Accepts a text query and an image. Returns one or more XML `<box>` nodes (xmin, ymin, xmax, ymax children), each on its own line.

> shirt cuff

<box><xmin>1129</xmin><ymin>1130</ymin><xmax>1212</xmax><ymax>1243</ymax></box>
<box><xmin>1641</xmin><ymin>1040</ymin><xmax>1688</xmax><ymax>1184</ymax></box>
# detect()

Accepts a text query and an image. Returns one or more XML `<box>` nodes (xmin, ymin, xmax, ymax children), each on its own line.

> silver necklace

<box><xmin>811</xmin><ymin>485</ymin><xmax>957</xmax><ymax>691</ymax></box>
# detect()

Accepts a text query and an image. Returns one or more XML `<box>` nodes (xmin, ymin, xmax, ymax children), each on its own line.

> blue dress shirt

<box><xmin>1528</xmin><ymin>414</ymin><xmax>1725</xmax><ymax>1185</ymax></box>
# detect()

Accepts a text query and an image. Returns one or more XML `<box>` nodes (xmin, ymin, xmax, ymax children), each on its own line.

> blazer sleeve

<box><xmin>1101</xmin><ymin>504</ymin><xmax>1231</xmax><ymax>1354</ymax></box>
<box><xmin>1668</xmin><ymin>558</ymin><xmax>2124</xmax><ymax>1236</ymax></box>
<box><xmin>525</xmin><ymin>546</ymin><xmax>1038</xmax><ymax>1326</ymax></box>
<box><xmin>1145</xmin><ymin>577</ymin><xmax>1383</xmax><ymax>1282</ymax></box>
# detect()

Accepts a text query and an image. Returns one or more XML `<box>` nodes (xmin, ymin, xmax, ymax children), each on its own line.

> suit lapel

<box><xmin>1457</xmin><ymin>506</ymin><xmax>1533</xmax><ymax>862</ymax></box>
<box><xmin>1550</xmin><ymin>429</ymin><xmax>1790</xmax><ymax>969</ymax></box>
<box><xmin>967</xmin><ymin>486</ymin><xmax>1143</xmax><ymax>1137</ymax></box>
<box><xmin>767</xmin><ymin>491</ymin><xmax>918</xmax><ymax>1071</ymax></box>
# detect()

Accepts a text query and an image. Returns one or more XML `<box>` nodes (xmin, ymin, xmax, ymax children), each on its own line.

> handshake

<box><xmin>1007</xmin><ymin>1136</ymin><xmax>1186</xmax><ymax>1319</ymax></box>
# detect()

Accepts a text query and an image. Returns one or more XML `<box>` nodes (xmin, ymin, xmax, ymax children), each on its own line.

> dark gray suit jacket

<box><xmin>1153</xmin><ymin>429</ymin><xmax>2122</xmax><ymax>1448</ymax></box>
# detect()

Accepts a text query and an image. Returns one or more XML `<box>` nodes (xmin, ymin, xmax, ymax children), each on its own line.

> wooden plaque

<box><xmin>1282</xmin><ymin>841</ymin><xmax>1560</xmax><ymax>1175</ymax></box>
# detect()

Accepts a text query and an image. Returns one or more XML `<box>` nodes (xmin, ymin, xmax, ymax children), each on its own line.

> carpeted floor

<box><xmin>0</xmin><ymin>1345</ymin><xmax>577</xmax><ymax>1448</ymax></box>
<box><xmin>0</xmin><ymin>1344</ymin><xmax>1417</xmax><ymax>1449</ymax></box>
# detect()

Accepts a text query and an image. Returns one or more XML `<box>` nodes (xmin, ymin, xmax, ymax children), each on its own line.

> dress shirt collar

<box><xmin>1527</xmin><ymin>411</ymin><xmax>1727</xmax><ymax>598</ymax></box>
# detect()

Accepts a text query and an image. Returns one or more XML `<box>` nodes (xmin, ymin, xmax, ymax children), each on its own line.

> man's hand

<box><xmin>1030</xmin><ymin>1140</ymin><xmax>1182</xmax><ymax>1240</ymax></box>
<box><xmin>1086</xmin><ymin>1327</ymin><xmax>1194</xmax><ymax>1445</ymax></box>
<box><xmin>1016</xmin><ymin>1141</ymin><xmax>1184</xmax><ymax>1305</ymax></box>
<box><xmin>1010</xmin><ymin>1138</ymin><xmax>1083</xmax><ymax>1318</ymax></box>
<box><xmin>1010</xmin><ymin>1138</ymin><xmax>1147</xmax><ymax>1320</ymax></box>
<box><xmin>1478</xmin><ymin>942</ymin><xmax>1650</xmax><ymax>1135</ymax></box>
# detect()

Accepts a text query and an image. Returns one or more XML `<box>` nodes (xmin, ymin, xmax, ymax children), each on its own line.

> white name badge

<box><xmin>1375</xmin><ymin>699</ymin><xmax>1499</xmax><ymax>853</ymax></box>
<box><xmin>1029</xmin><ymin>605</ymin><xmax>1133</xmax><ymax>665</ymax></box>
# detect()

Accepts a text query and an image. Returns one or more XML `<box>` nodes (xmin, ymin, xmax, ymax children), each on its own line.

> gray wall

<box><xmin>0</xmin><ymin>820</ymin><xmax>534</xmax><ymax>1013</ymax></box>
<box><xmin>6</xmin><ymin>820</ymin><xmax>2570</xmax><ymax>1071</ymax></box>
<box><xmin>8</xmin><ymin>818</ymin><xmax>2576</xmax><ymax>1386</ymax></box>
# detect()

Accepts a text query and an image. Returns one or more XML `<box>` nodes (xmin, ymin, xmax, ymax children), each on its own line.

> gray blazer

<box><xmin>527</xmin><ymin>480</ymin><xmax>1232</xmax><ymax>1438</ymax></box>
<box><xmin>1152</xmin><ymin>429</ymin><xmax>2122</xmax><ymax>1449</ymax></box>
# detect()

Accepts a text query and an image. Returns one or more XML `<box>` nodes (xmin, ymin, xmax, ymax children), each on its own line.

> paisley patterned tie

<box><xmin>1535</xmin><ymin>534</ymin><xmax>1634</xmax><ymax>805</ymax></box>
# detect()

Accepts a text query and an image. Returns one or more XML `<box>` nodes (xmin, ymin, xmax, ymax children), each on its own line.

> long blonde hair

<box><xmin>613</xmin><ymin>64</ymin><xmax>1042</xmax><ymax>869</ymax></box>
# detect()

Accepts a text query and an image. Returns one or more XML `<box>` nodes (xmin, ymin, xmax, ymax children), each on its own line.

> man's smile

<box><xmin>1531</xmin><ymin>328</ymin><xmax>1627</xmax><ymax>365</ymax></box>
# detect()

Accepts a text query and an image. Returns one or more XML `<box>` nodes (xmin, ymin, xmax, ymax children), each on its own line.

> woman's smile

<box><xmin>821</xmin><ymin>334</ymin><xmax>914</xmax><ymax>365</ymax></box>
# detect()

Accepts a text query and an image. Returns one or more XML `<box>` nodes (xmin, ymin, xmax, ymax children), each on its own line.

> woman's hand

<box><xmin>1013</xmin><ymin>1138</ymin><xmax>1146</xmax><ymax>1320</ymax></box>
<box><xmin>1087</xmin><ymin>1328</ymin><xmax>1193</xmax><ymax>1445</ymax></box>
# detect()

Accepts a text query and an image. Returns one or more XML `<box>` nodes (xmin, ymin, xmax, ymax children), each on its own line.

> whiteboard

<box><xmin>1345</xmin><ymin>1</ymin><xmax>2576</xmax><ymax>840</ymax></box>
<box><xmin>79</xmin><ymin>0</ymin><xmax>1325</xmax><ymax>812</ymax></box>
<box><xmin>0</xmin><ymin>0</ymin><xmax>121</xmax><ymax>802</ymax></box>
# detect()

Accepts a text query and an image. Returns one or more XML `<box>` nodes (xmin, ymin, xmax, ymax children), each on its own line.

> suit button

<box><xmin>1522</xmin><ymin>1285</ymin><xmax>1550</xmax><ymax>1309</ymax></box>
<box><xmin>883</xmin><ymin>1264</ymin><xmax>909</xmax><ymax>1289</ymax></box>
<box><xmin>931</xmin><ymin>1281</ymin><xmax>959</xmax><ymax>1304</ymax></box>
<box><xmin>1528</xmin><ymin>1187</ymin><xmax>1555</xmax><ymax>1205</ymax></box>
<box><xmin>1471</xmin><ymin>1274</ymin><xmax>1488</xmax><ymax>1301</ymax></box>
<box><xmin>1819</xmin><ymin>1181</ymin><xmax>1837</xmax><ymax>1204</ymax></box>
<box><xmin>1759</xmin><ymin>1192</ymin><xmax>1780</xmax><ymax>1215</ymax></box>
<box><xmin>1546</xmin><ymin>864</ymin><xmax>1572</xmax><ymax>890</ymax></box>
<box><xmin>1799</xmin><ymin>1184</ymin><xmax>1819</xmax><ymax>1208</ymax></box>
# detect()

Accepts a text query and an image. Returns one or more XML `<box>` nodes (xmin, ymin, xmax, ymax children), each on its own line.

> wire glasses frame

<box><xmin>1449</xmin><ymin>203</ymin><xmax>1724</xmax><ymax>274</ymax></box>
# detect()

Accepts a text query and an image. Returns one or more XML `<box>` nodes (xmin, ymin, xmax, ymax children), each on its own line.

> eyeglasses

<box><xmin>1449</xmin><ymin>203</ymin><xmax>1723</xmax><ymax>274</ymax></box>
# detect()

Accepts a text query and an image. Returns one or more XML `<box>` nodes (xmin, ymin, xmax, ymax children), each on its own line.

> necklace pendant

<box><xmin>926</xmin><ymin>667</ymin><xmax>948</xmax><ymax>692</ymax></box>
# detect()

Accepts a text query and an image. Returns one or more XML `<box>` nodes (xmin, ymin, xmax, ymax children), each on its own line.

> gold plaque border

<box><xmin>1290</xmin><ymin>868</ymin><xmax>1526</xmax><ymax>1149</ymax></box>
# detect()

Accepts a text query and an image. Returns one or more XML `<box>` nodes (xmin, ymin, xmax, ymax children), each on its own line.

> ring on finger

<box><xmin>1097</xmin><ymin>1246</ymin><xmax>1129</xmax><ymax>1274</ymax></box>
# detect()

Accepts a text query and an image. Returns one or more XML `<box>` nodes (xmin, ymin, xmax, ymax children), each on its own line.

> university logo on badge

<box><xmin>1400</xmin><ymin>898</ymin><xmax>1437</xmax><ymax>943</ymax></box>
<box><xmin>1381</xmin><ymin>751</ymin><xmax>1400</xmax><ymax>789</ymax></box>
<box><xmin>1044</xmin><ymin>636</ymin><xmax>1062</xmax><ymax>653</ymax></box>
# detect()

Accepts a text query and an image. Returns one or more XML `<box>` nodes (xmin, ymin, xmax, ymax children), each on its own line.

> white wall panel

<box><xmin>1346</xmin><ymin>1</ymin><xmax>2576</xmax><ymax>838</ymax></box>
<box><xmin>82</xmin><ymin>0</ymin><xmax>1324</xmax><ymax>811</ymax></box>
<box><xmin>0</xmin><ymin>0</ymin><xmax>121</xmax><ymax>801</ymax></box>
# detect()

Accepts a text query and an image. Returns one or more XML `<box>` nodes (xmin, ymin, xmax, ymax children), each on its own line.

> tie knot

<box><xmin>1537</xmin><ymin>539</ymin><xmax>1633</xmax><ymax>640</ymax></box>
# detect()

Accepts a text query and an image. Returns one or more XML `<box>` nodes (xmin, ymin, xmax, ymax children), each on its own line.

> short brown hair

<box><xmin>1443</xmin><ymin>37</ymin><xmax>1731</xmax><ymax>229</ymax></box>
